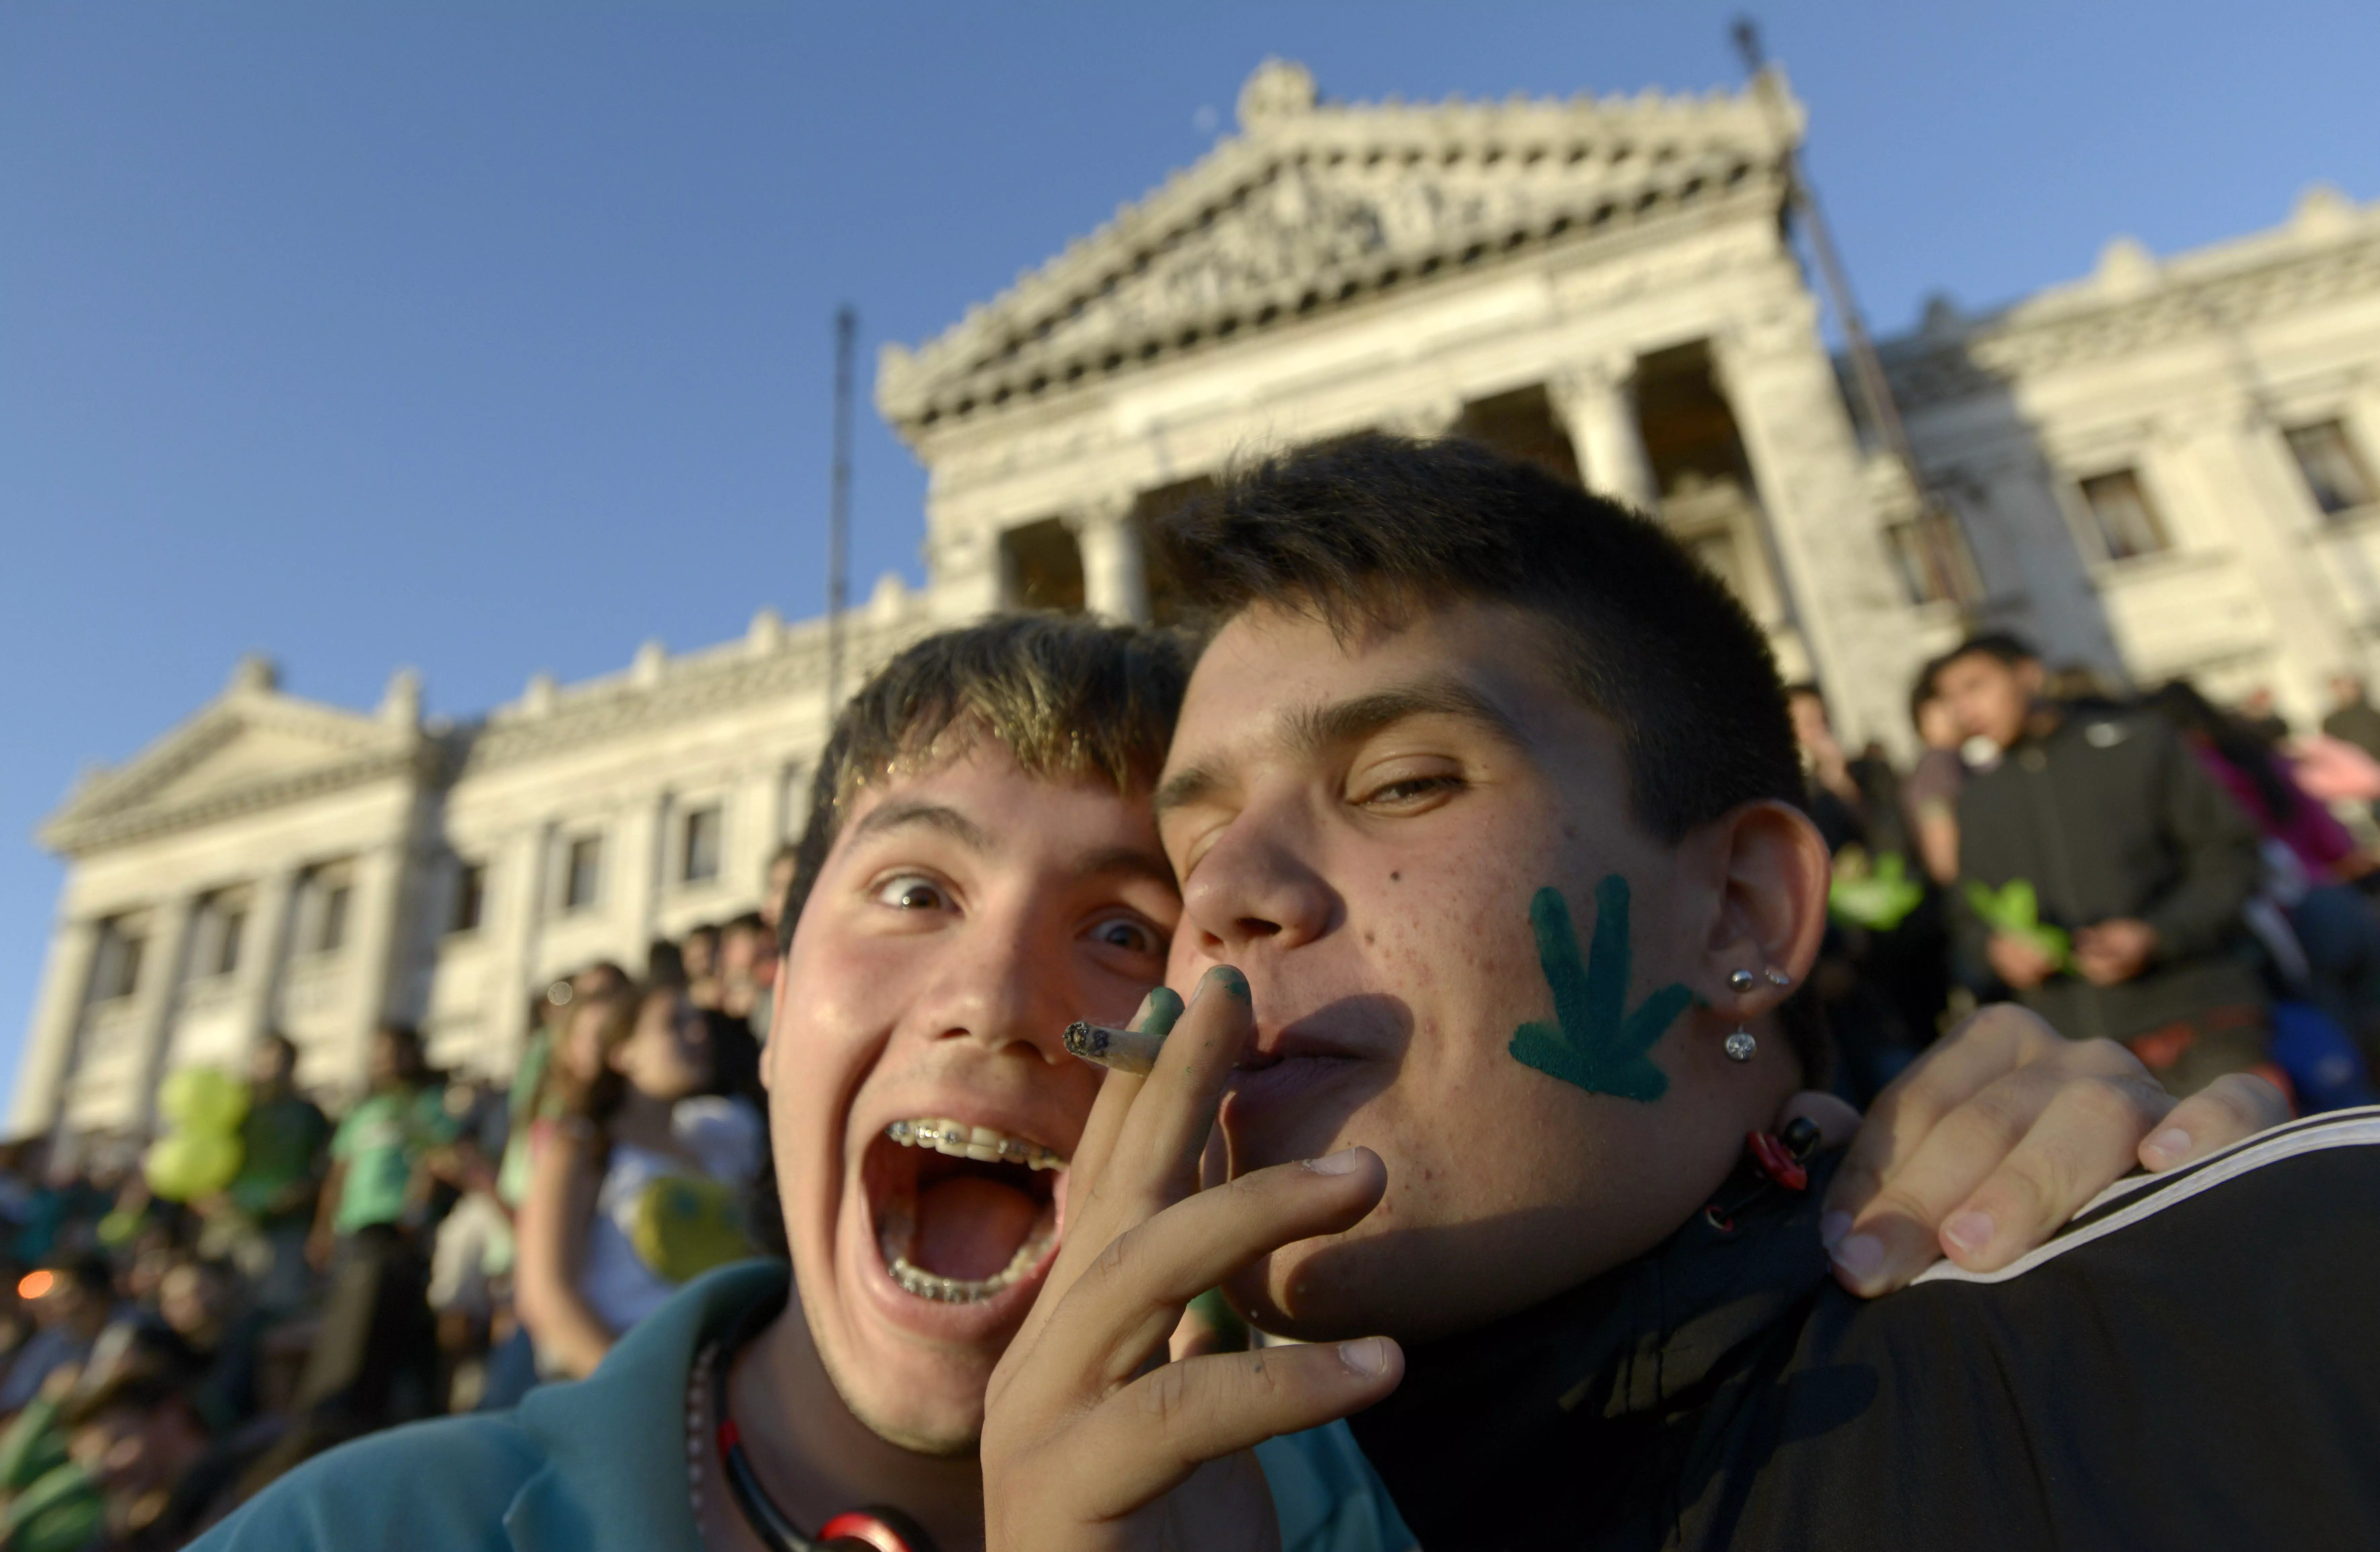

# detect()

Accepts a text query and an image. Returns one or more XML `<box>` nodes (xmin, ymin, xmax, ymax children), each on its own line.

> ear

<box><xmin>1692</xmin><ymin>799</ymin><xmax>1831</xmax><ymax>1017</ymax></box>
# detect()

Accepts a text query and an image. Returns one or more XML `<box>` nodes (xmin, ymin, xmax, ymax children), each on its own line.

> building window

<box><xmin>1885</xmin><ymin>509</ymin><xmax>1982</xmax><ymax>607</ymax></box>
<box><xmin>297</xmin><ymin>863</ymin><xmax>354</xmax><ymax>957</ymax></box>
<box><xmin>448</xmin><ymin>862</ymin><xmax>487</xmax><ymax>935</ymax></box>
<box><xmin>90</xmin><ymin>919</ymin><xmax>146</xmax><ymax>1004</ymax></box>
<box><xmin>192</xmin><ymin>892</ymin><xmax>247</xmax><ymax>979</ymax></box>
<box><xmin>681</xmin><ymin>806</ymin><xmax>722</xmax><ymax>886</ymax></box>
<box><xmin>2286</xmin><ymin>420</ymin><xmax>2376</xmax><ymax>519</ymax></box>
<box><xmin>2075</xmin><ymin>468</ymin><xmax>2170</xmax><ymax>562</ymax></box>
<box><xmin>562</xmin><ymin>835</ymin><xmax>604</xmax><ymax>913</ymax></box>
<box><xmin>779</xmin><ymin>765</ymin><xmax>811</xmax><ymax>842</ymax></box>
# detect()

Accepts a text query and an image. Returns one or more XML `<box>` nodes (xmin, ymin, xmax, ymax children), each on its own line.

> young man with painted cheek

<box><xmin>980</xmin><ymin>438</ymin><xmax>2363</xmax><ymax>1552</ymax></box>
<box><xmin>191</xmin><ymin>617</ymin><xmax>2270</xmax><ymax>1552</ymax></box>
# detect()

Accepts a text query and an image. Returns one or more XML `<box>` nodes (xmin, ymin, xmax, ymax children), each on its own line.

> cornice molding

<box><xmin>1884</xmin><ymin>205</ymin><xmax>2380</xmax><ymax>413</ymax></box>
<box><xmin>457</xmin><ymin>603</ymin><xmax>935</xmax><ymax>775</ymax></box>
<box><xmin>877</xmin><ymin>64</ymin><xmax>1802</xmax><ymax>443</ymax></box>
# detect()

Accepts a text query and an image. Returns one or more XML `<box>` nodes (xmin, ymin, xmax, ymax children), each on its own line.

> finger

<box><xmin>1035</xmin><ymin>1341</ymin><xmax>1404</xmax><ymax>1524</ymax></box>
<box><xmin>1831</xmin><ymin>1051</ymin><xmax>2165</xmax><ymax>1293</ymax></box>
<box><xmin>2139</xmin><ymin>1071</ymin><xmax>2290</xmax><ymax>1170</ymax></box>
<box><xmin>1773</xmin><ymin>1092</ymin><xmax>1862</xmax><ymax>1150</ymax></box>
<box><xmin>1822</xmin><ymin>1004</ymin><xmax>2060</xmax><ymax>1228</ymax></box>
<box><xmin>1065</xmin><ymin>986</ymin><xmax>1182</xmax><ymax>1193</ymax></box>
<box><xmin>1925</xmin><ymin>1066</ymin><xmax>2174</xmax><ymax>1275</ymax></box>
<box><xmin>1010</xmin><ymin>1149</ymin><xmax>1385</xmax><ymax>1417</ymax></box>
<box><xmin>1119</xmin><ymin>967</ymin><xmax>1255</xmax><ymax>1202</ymax></box>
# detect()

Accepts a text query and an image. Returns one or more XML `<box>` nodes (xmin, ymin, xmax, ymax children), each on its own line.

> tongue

<box><xmin>913</xmin><ymin>1176</ymin><xmax>1040</xmax><ymax>1281</ymax></box>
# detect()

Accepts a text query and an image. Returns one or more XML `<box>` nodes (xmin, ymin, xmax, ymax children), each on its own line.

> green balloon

<box><xmin>145</xmin><ymin>1129</ymin><xmax>243</xmax><ymax>1202</ymax></box>
<box><xmin>158</xmin><ymin>1066</ymin><xmax>248</xmax><ymax>1136</ymax></box>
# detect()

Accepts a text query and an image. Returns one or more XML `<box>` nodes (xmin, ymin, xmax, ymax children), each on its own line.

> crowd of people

<box><xmin>0</xmin><ymin>895</ymin><xmax>795</xmax><ymax>1550</ymax></box>
<box><xmin>4</xmin><ymin>433</ymin><xmax>2374</xmax><ymax>1551</ymax></box>
<box><xmin>1788</xmin><ymin>635</ymin><xmax>2380</xmax><ymax>1115</ymax></box>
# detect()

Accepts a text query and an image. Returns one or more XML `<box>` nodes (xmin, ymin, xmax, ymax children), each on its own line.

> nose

<box><xmin>911</xmin><ymin>907</ymin><xmax>1076</xmax><ymax>1064</ymax></box>
<box><xmin>1180</xmin><ymin>798</ymin><xmax>1338</xmax><ymax>963</ymax></box>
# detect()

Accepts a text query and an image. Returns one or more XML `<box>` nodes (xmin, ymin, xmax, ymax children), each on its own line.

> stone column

<box><xmin>233</xmin><ymin>868</ymin><xmax>302</xmax><ymax>1058</ymax></box>
<box><xmin>491</xmin><ymin>825</ymin><xmax>549</xmax><ymax>1074</ymax></box>
<box><xmin>1711</xmin><ymin>304</ymin><xmax>1928</xmax><ymax>754</ymax></box>
<box><xmin>615</xmin><ymin>795</ymin><xmax>666</xmax><ymax>965</ymax></box>
<box><xmin>8</xmin><ymin>917</ymin><xmax>102</xmax><ymax>1138</ymax></box>
<box><xmin>338</xmin><ymin>842</ymin><xmax>412</xmax><ymax>1091</ymax></box>
<box><xmin>1069</xmin><ymin>495</ymin><xmax>1151</xmax><ymax>625</ymax></box>
<box><xmin>128</xmin><ymin>896</ymin><xmax>198</xmax><ymax>1132</ymax></box>
<box><xmin>1551</xmin><ymin>357</ymin><xmax>1659</xmax><ymax>512</ymax></box>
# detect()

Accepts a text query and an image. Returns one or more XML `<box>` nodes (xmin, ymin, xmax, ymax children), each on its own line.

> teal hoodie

<box><xmin>191</xmin><ymin>1261</ymin><xmax>1412</xmax><ymax>1552</ymax></box>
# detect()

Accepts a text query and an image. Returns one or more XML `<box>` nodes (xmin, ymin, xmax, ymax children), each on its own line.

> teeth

<box><xmin>884</xmin><ymin>1118</ymin><xmax>1066</xmax><ymax>1172</ymax></box>
<box><xmin>885</xmin><ymin>1229</ymin><xmax>1055</xmax><ymax>1304</ymax></box>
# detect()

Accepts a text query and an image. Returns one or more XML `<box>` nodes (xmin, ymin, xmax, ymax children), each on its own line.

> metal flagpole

<box><xmin>1731</xmin><ymin>19</ymin><xmax>1979</xmax><ymax>617</ymax></box>
<box><xmin>825</xmin><ymin>305</ymin><xmax>856</xmax><ymax>714</ymax></box>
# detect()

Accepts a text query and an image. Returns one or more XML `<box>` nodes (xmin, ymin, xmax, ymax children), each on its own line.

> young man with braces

<box><xmin>980</xmin><ymin>436</ymin><xmax>2351</xmax><ymax>1552</ymax></box>
<box><xmin>196</xmin><ymin>609</ymin><xmax>2279</xmax><ymax>1552</ymax></box>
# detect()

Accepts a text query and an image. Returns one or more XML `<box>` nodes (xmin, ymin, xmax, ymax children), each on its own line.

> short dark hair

<box><xmin>1157</xmin><ymin>434</ymin><xmax>1825</xmax><ymax>1079</ymax></box>
<box><xmin>1156</xmin><ymin>433</ymin><xmax>1803</xmax><ymax>842</ymax></box>
<box><xmin>1943</xmin><ymin>630</ymin><xmax>2039</xmax><ymax>670</ymax></box>
<box><xmin>779</xmin><ymin>615</ymin><xmax>1191</xmax><ymax>954</ymax></box>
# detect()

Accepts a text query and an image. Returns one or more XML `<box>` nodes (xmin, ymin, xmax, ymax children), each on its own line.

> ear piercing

<box><xmin>1723</xmin><ymin>1028</ymin><xmax>1758</xmax><ymax>1063</ymax></box>
<box><xmin>1727</xmin><ymin>967</ymin><xmax>1796</xmax><ymax>996</ymax></box>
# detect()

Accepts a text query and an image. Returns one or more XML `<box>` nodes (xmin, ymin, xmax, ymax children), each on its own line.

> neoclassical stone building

<box><xmin>16</xmin><ymin>61</ymin><xmax>2380</xmax><ymax>1139</ymax></box>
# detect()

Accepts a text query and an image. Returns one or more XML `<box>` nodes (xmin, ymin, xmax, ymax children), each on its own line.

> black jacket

<box><xmin>1351</xmin><ymin>1113</ymin><xmax>2380</xmax><ymax>1551</ymax></box>
<box><xmin>1953</xmin><ymin>709</ymin><xmax>2265</xmax><ymax>1042</ymax></box>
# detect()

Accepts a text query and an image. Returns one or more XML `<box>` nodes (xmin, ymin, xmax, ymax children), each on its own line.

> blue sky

<box><xmin>4</xmin><ymin>1</ymin><xmax>2375</xmax><ymax>1111</ymax></box>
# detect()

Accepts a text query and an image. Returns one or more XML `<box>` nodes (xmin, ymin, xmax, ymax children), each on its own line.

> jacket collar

<box><xmin>502</xmin><ymin>1260</ymin><xmax>789</xmax><ymax>1552</ymax></box>
<box><xmin>1349</xmin><ymin>1153</ymin><xmax>1837</xmax><ymax>1549</ymax></box>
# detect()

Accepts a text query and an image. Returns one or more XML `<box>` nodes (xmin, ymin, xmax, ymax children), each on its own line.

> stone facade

<box><xmin>17</xmin><ymin>61</ymin><xmax>2380</xmax><ymax>1139</ymax></box>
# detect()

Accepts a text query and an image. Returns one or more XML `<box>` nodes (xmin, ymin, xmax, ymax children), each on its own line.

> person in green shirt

<box><xmin>279</xmin><ymin>1025</ymin><xmax>456</xmax><ymax>1448</ymax></box>
<box><xmin>198</xmin><ymin>1036</ymin><xmax>330</xmax><ymax>1314</ymax></box>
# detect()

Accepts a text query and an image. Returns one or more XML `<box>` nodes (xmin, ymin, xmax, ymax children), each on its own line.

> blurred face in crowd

<box><xmin>1914</xmin><ymin>692</ymin><xmax>1963</xmax><ymax>752</ymax></box>
<box><xmin>682</xmin><ymin>932</ymin><xmax>719</xmax><ymax>982</ymax></box>
<box><xmin>611</xmin><ymin>991</ymin><xmax>712</xmax><ymax>1102</ymax></box>
<box><xmin>560</xmin><ymin>1002</ymin><xmax>611</xmax><ymax>1089</ymax></box>
<box><xmin>1786</xmin><ymin>689</ymin><xmax>1838</xmax><ymax>760</ymax></box>
<box><xmin>763</xmin><ymin>852</ymin><xmax>801</xmax><ymax>935</ymax></box>
<box><xmin>721</xmin><ymin>924</ymin><xmax>767</xmax><ymax>985</ymax></box>
<box><xmin>249</xmin><ymin>1037</ymin><xmax>297</xmax><ymax>1091</ymax></box>
<box><xmin>1156</xmin><ymin>600</ymin><xmax>1820</xmax><ymax>1344</ymax></box>
<box><xmin>769</xmin><ymin>735</ymin><xmax>1176</xmax><ymax>1451</ymax></box>
<box><xmin>1933</xmin><ymin>649</ymin><xmax>2042</xmax><ymax>752</ymax></box>
<box><xmin>2333</xmin><ymin>675</ymin><xmax>2365</xmax><ymax>709</ymax></box>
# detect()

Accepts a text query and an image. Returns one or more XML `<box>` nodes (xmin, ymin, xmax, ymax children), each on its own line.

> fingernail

<box><xmin>1942</xmin><ymin>1211</ymin><xmax>1995</xmax><ymax>1258</ymax></box>
<box><xmin>1212</xmin><ymin>965</ymin><xmax>1251</xmax><ymax>1000</ymax></box>
<box><xmin>1305</xmin><ymin>1147</ymin><xmax>1367</xmax><ymax>1176</ymax></box>
<box><xmin>1830</xmin><ymin>1232</ymin><xmax>1884</xmax><ymax>1282</ymax></box>
<box><xmin>1338</xmin><ymin>1337</ymin><xmax>1390</xmax><ymax>1376</ymax></box>
<box><xmin>1818</xmin><ymin>1210</ymin><xmax>1853</xmax><ymax>1251</ymax></box>
<box><xmin>1135</xmin><ymin>986</ymin><xmax>1185</xmax><ymax>1037</ymax></box>
<box><xmin>2142</xmin><ymin>1126</ymin><xmax>2191</xmax><ymax>1167</ymax></box>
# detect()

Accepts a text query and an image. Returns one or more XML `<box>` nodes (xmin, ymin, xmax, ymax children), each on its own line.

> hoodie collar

<box><xmin>1350</xmin><ymin>1153</ymin><xmax>1837</xmax><ymax>1549</ymax></box>
<box><xmin>502</xmin><ymin>1260</ymin><xmax>789</xmax><ymax>1552</ymax></box>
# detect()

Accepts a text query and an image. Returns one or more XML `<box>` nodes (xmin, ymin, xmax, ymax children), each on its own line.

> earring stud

<box><xmin>1723</xmin><ymin>1028</ymin><xmax>1758</xmax><ymax>1063</ymax></box>
<box><xmin>1727</xmin><ymin>968</ymin><xmax>1757</xmax><ymax>995</ymax></box>
<box><xmin>1764</xmin><ymin>967</ymin><xmax>1793</xmax><ymax>988</ymax></box>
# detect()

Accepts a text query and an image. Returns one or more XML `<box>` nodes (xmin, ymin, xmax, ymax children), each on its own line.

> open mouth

<box><xmin>867</xmin><ymin>1118</ymin><xmax>1065</xmax><ymax>1304</ymax></box>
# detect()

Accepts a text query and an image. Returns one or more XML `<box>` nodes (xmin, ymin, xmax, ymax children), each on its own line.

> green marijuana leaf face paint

<box><xmin>1508</xmin><ymin>876</ymin><xmax>1693</xmax><ymax>1102</ymax></box>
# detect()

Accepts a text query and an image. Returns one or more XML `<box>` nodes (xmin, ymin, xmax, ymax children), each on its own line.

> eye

<box><xmin>1089</xmin><ymin>914</ymin><xmax>1165</xmax><ymax>956</ymax></box>
<box><xmin>1355</xmin><ymin>771</ymin><xmax>1466</xmax><ymax>811</ymax></box>
<box><xmin>872</xmin><ymin>874</ymin><xmax>951</xmax><ymax>912</ymax></box>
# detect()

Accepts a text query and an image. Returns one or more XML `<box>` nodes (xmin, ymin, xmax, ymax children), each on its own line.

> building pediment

<box><xmin>41</xmin><ymin>659</ymin><xmax>432</xmax><ymax>856</ymax></box>
<box><xmin>878</xmin><ymin>61</ymin><xmax>1802</xmax><ymax>440</ymax></box>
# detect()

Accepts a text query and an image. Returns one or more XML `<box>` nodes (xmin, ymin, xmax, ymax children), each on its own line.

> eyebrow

<box><xmin>848</xmin><ymin>800</ymin><xmax>995</xmax><ymax>852</ymax></box>
<box><xmin>1153</xmin><ymin>675</ymin><xmax>1527</xmax><ymax>817</ymax></box>
<box><xmin>1069</xmin><ymin>845</ymin><xmax>1182</xmax><ymax>893</ymax></box>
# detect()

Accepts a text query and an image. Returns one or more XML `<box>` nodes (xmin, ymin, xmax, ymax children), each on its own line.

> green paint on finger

<box><xmin>1508</xmin><ymin>876</ymin><xmax>1691</xmax><ymax>1103</ymax></box>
